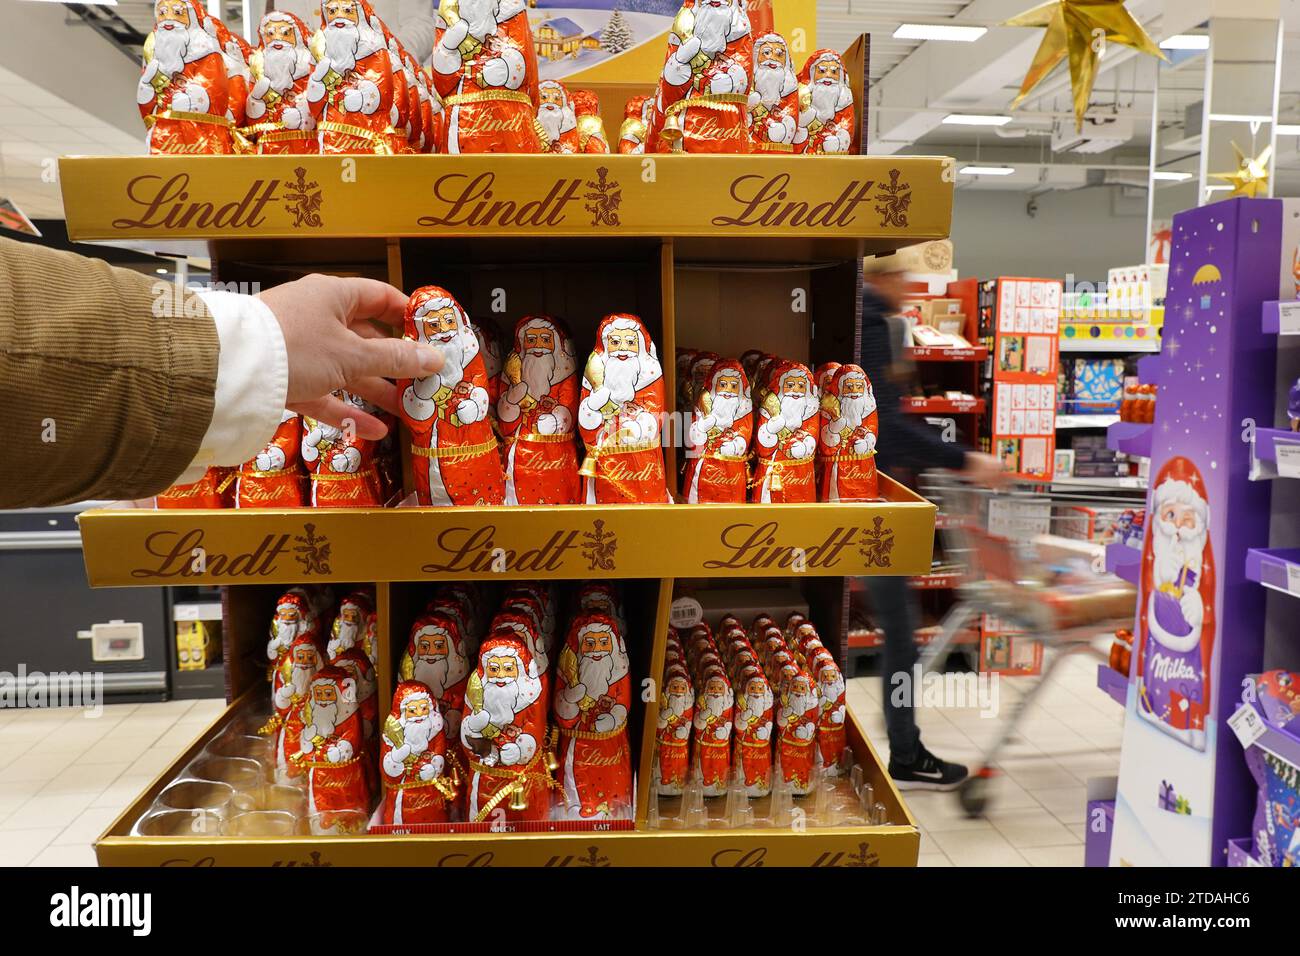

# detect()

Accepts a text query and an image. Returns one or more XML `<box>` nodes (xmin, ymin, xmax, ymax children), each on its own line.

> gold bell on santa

<box><xmin>546</xmin><ymin>748</ymin><xmax>560</xmax><ymax>773</ymax></box>
<box><xmin>508</xmin><ymin>781</ymin><xmax>528</xmax><ymax>812</ymax></box>
<box><xmin>660</xmin><ymin>110</ymin><xmax>684</xmax><ymax>145</ymax></box>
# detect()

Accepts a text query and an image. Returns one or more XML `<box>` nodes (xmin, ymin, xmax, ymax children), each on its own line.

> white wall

<box><xmin>949</xmin><ymin>186</ymin><xmax>1149</xmax><ymax>283</ymax></box>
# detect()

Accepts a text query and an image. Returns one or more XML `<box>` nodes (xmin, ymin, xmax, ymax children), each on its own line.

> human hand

<box><xmin>961</xmin><ymin>451</ymin><xmax>1009</xmax><ymax>488</ymax></box>
<box><xmin>258</xmin><ymin>275</ymin><xmax>442</xmax><ymax>441</ymax></box>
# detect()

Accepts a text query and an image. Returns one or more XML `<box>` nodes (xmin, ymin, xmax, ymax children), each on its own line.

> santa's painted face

<box><xmin>746</xmin><ymin>677</ymin><xmax>767</xmax><ymax>699</ymax></box>
<box><xmin>261</xmin><ymin>18</ymin><xmax>298</xmax><ymax>46</ymax></box>
<box><xmin>417</xmin><ymin>632</ymin><xmax>449</xmax><ymax>660</ymax></box>
<box><xmin>813</xmin><ymin>60</ymin><xmax>842</xmax><ymax>84</ymax></box>
<box><xmin>313</xmin><ymin>682</ymin><xmax>338</xmax><ymax>705</ymax></box>
<box><xmin>706</xmin><ymin>676</ymin><xmax>727</xmax><ymax>698</ymax></box>
<box><xmin>580</xmin><ymin>629</ymin><xmax>614</xmax><ymax>658</ymax></box>
<box><xmin>605</xmin><ymin>328</ymin><xmax>641</xmax><ymax>358</ymax></box>
<box><xmin>277</xmin><ymin>606</ymin><xmax>302</xmax><ymax>626</ymax></box>
<box><xmin>758</xmin><ymin>40</ymin><xmax>786</xmax><ymax>68</ymax></box>
<box><xmin>842</xmin><ymin>376</ymin><xmax>866</xmax><ymax>399</ymax></box>
<box><xmin>420</xmin><ymin>308</ymin><xmax>460</xmax><ymax>345</ymax></box>
<box><xmin>715</xmin><ymin>372</ymin><xmax>742</xmax><ymax>399</ymax></box>
<box><xmin>324</xmin><ymin>0</ymin><xmax>359</xmax><ymax>26</ymax></box>
<box><xmin>155</xmin><ymin>0</ymin><xmax>189</xmax><ymax>28</ymax></box>
<box><xmin>485</xmin><ymin>654</ymin><xmax>519</xmax><ymax>683</ymax></box>
<box><xmin>667</xmin><ymin>676</ymin><xmax>689</xmax><ymax>697</ymax></box>
<box><xmin>293</xmin><ymin>645</ymin><xmax>319</xmax><ymax>667</ymax></box>
<box><xmin>523</xmin><ymin>327</ymin><xmax>555</xmax><ymax>354</ymax></box>
<box><xmin>1158</xmin><ymin>501</ymin><xmax>1202</xmax><ymax>537</ymax></box>
<box><xmin>403</xmin><ymin>696</ymin><xmax>432</xmax><ymax>720</ymax></box>
<box><xmin>539</xmin><ymin>84</ymin><xmax>566</xmax><ymax>109</ymax></box>
<box><xmin>783</xmin><ymin>375</ymin><xmax>810</xmax><ymax>399</ymax></box>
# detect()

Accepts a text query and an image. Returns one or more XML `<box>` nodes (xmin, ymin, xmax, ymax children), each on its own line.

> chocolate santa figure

<box><xmin>553</xmin><ymin>614</ymin><xmax>633</xmax><ymax>820</ymax></box>
<box><xmin>657</xmin><ymin>668</ymin><xmax>694</xmax><ymax>796</ymax></box>
<box><xmin>394</xmin><ymin>40</ymin><xmax>424</xmax><ymax>153</ymax></box>
<box><xmin>271</xmin><ymin>632</ymin><xmax>326</xmax><ymax>783</ymax></box>
<box><xmin>498</xmin><ymin>315</ymin><xmax>581</xmax><ymax>505</ymax></box>
<box><xmin>411</xmin><ymin>55</ymin><xmax>442</xmax><ymax>153</ymax></box>
<box><xmin>733</xmin><ymin>669</ymin><xmax>774</xmax><ymax>796</ymax></box>
<box><xmin>235</xmin><ymin>411</ymin><xmax>307</xmax><ymax>508</ymax></box>
<box><xmin>399</xmin><ymin>611</ymin><xmax>472</xmax><ymax>748</ymax></box>
<box><xmin>155</xmin><ymin>467</ymin><xmax>233</xmax><ymax>508</ymax></box>
<box><xmin>684</xmin><ymin>360</ymin><xmax>753</xmax><ymax>503</ymax></box>
<box><xmin>651</xmin><ymin>0</ymin><xmax>754</xmax><ymax>153</ymax></box>
<box><xmin>490</xmin><ymin>609</ymin><xmax>550</xmax><ymax>700</ymax></box>
<box><xmin>380</xmin><ymin>681</ymin><xmax>458</xmax><ymax>825</ymax></box>
<box><xmin>327</xmin><ymin>589</ymin><xmax>375</xmax><ymax>662</ymax></box>
<box><xmin>378</xmin><ymin>30</ymin><xmax>412</xmax><ymax>155</ymax></box>
<box><xmin>537</xmin><ymin>79</ymin><xmax>580</xmax><ymax>153</ymax></box>
<box><xmin>294</xmin><ymin>666</ymin><xmax>371</xmax><ymax>830</ymax></box>
<box><xmin>306</xmin><ymin>0</ymin><xmax>398</xmax><ymax>154</ymax></box>
<box><xmin>818</xmin><ymin>364</ymin><xmax>879</xmax><ymax>501</ymax></box>
<box><xmin>812</xmin><ymin>657</ymin><xmax>846</xmax><ymax>773</ymax></box>
<box><xmin>265</xmin><ymin>589</ymin><xmax>318</xmax><ymax>687</ymax></box>
<box><xmin>460</xmin><ymin>634</ymin><xmax>555</xmax><ymax>822</ymax></box>
<box><xmin>692</xmin><ymin>670</ymin><xmax>734</xmax><ymax>796</ymax></box>
<box><xmin>752</xmin><ymin>361</ymin><xmax>819</xmax><ymax>502</ymax></box>
<box><xmin>797</xmin><ymin>49</ymin><xmax>854</xmax><ymax>154</ymax></box>
<box><xmin>748</xmin><ymin>32</ymin><xmax>802</xmax><ymax>153</ymax></box>
<box><xmin>137</xmin><ymin>0</ymin><xmax>234</xmax><ymax>155</ymax></box>
<box><xmin>1135</xmin><ymin>458</ymin><xmax>1216</xmax><ymax>751</ymax></box>
<box><xmin>431</xmin><ymin>0</ymin><xmax>544</xmax><ymax>154</ymax></box>
<box><xmin>571</xmin><ymin>88</ymin><xmax>610</xmax><ymax>153</ymax></box>
<box><xmin>400</xmin><ymin>287</ymin><xmax>506</xmax><ymax>507</ymax></box>
<box><xmin>577</xmin><ymin>314</ymin><xmax>671</xmax><ymax>504</ymax></box>
<box><xmin>617</xmin><ymin>94</ymin><xmax>652</xmax><ymax>154</ymax></box>
<box><xmin>777</xmin><ymin>670</ymin><xmax>820</xmax><ymax>794</ymax></box>
<box><xmin>302</xmin><ymin>391</ymin><xmax>386</xmax><ymax>507</ymax></box>
<box><xmin>246</xmin><ymin>14</ymin><xmax>319</xmax><ymax>153</ymax></box>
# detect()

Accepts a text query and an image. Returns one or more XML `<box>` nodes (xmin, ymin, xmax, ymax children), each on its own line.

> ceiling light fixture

<box><xmin>894</xmin><ymin>23</ymin><xmax>987</xmax><ymax>42</ymax></box>
<box><xmin>1159</xmin><ymin>34</ymin><xmax>1209</xmax><ymax>51</ymax></box>
<box><xmin>960</xmin><ymin>165</ymin><xmax>1016</xmax><ymax>176</ymax></box>
<box><xmin>1276</xmin><ymin>124</ymin><xmax>1300</xmax><ymax>136</ymax></box>
<box><xmin>943</xmin><ymin>114</ymin><xmax>1014</xmax><ymax>127</ymax></box>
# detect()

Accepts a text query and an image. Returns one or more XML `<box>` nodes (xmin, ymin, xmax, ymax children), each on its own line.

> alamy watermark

<box><xmin>0</xmin><ymin>665</ymin><xmax>104</xmax><ymax>718</ymax></box>
<box><xmin>890</xmin><ymin>664</ymin><xmax>1000</xmax><ymax>719</ymax></box>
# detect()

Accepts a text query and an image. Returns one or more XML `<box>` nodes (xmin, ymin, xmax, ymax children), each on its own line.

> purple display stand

<box><xmin>1226</xmin><ymin>838</ymin><xmax>1263</xmax><ymax>867</ymax></box>
<box><xmin>1105</xmin><ymin>543</ymin><xmax>1140</xmax><ymax>585</ymax></box>
<box><xmin>1262</xmin><ymin>299</ymin><xmax>1300</xmax><ymax>335</ymax></box>
<box><xmin>1137</xmin><ymin>354</ymin><xmax>1163</xmax><ymax>383</ymax></box>
<box><xmin>1109</xmin><ymin>198</ymin><xmax>1281</xmax><ymax>867</ymax></box>
<box><xmin>1246</xmin><ymin>548</ymin><xmax>1300</xmax><ymax>596</ymax></box>
<box><xmin>1107</xmin><ymin>422</ymin><xmax>1153</xmax><ymax>458</ymax></box>
<box><xmin>1086</xmin><ymin>799</ymin><xmax>1116</xmax><ymax>866</ymax></box>
<box><xmin>1252</xmin><ymin>428</ymin><xmax>1300</xmax><ymax>466</ymax></box>
<box><xmin>1097</xmin><ymin>663</ymin><xmax>1127</xmax><ymax>707</ymax></box>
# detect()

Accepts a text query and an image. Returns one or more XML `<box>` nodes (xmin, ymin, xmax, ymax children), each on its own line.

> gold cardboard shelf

<box><xmin>77</xmin><ymin>477</ymin><xmax>934</xmax><ymax>587</ymax></box>
<box><xmin>58</xmin><ymin>154</ymin><xmax>951</xmax><ymax>250</ymax></box>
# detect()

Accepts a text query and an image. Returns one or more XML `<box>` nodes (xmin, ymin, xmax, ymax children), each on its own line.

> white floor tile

<box><xmin>0</xmin><ymin>828</ymin><xmax>63</xmax><ymax>866</ymax></box>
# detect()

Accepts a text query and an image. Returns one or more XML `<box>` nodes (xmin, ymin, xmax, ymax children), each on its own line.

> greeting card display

<box><xmin>989</xmin><ymin>277</ymin><xmax>1062</xmax><ymax>481</ymax></box>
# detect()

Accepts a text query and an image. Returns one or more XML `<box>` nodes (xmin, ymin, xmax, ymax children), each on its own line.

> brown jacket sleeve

<box><xmin>0</xmin><ymin>238</ymin><xmax>218</xmax><ymax>508</ymax></box>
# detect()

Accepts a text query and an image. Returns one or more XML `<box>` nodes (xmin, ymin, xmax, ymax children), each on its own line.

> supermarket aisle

<box><xmin>851</xmin><ymin>648</ymin><xmax>1123</xmax><ymax>867</ymax></box>
<box><xmin>0</xmin><ymin>653</ymin><xmax>1120</xmax><ymax>866</ymax></box>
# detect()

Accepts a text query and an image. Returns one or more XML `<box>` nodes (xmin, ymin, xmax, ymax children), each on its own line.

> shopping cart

<box><xmin>913</xmin><ymin>475</ymin><xmax>1138</xmax><ymax>817</ymax></box>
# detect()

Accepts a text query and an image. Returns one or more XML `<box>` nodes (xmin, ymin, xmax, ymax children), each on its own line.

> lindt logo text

<box><xmin>420</xmin><ymin>526</ymin><xmax>583</xmax><ymax>574</ymax></box>
<box><xmin>130</xmin><ymin>530</ymin><xmax>290</xmax><ymax>579</ymax></box>
<box><xmin>702</xmin><ymin>522</ymin><xmax>859</xmax><ymax>570</ymax></box>
<box><xmin>416</xmin><ymin>172</ymin><xmax>584</xmax><ymax>229</ymax></box>
<box><xmin>112</xmin><ymin>173</ymin><xmax>281</xmax><ymax>230</ymax></box>
<box><xmin>712</xmin><ymin>173</ymin><xmax>875</xmax><ymax>228</ymax></box>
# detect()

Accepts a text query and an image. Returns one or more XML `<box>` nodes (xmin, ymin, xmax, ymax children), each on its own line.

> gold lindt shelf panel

<box><xmin>58</xmin><ymin>154</ymin><xmax>952</xmax><ymax>252</ymax></box>
<box><xmin>96</xmin><ymin>691</ymin><xmax>918</xmax><ymax>867</ymax></box>
<box><xmin>78</xmin><ymin>476</ymin><xmax>933</xmax><ymax>587</ymax></box>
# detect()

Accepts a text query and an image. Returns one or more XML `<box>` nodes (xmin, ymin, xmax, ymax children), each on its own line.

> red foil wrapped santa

<box><xmin>270</xmin><ymin>631</ymin><xmax>327</xmax><ymax>784</ymax></box>
<box><xmin>245</xmin><ymin>13</ymin><xmax>319</xmax><ymax>153</ymax></box>
<box><xmin>536</xmin><ymin>79</ymin><xmax>581</xmax><ymax>153</ymax></box>
<box><xmin>617</xmin><ymin>94</ymin><xmax>652</xmax><ymax>154</ymax></box>
<box><xmin>748</xmin><ymin>32</ymin><xmax>802</xmax><ymax>153</ymax></box>
<box><xmin>400</xmin><ymin>287</ymin><xmax>506</xmax><ymax>507</ymax></box>
<box><xmin>306</xmin><ymin>0</ymin><xmax>398</xmax><ymax>154</ymax></box>
<box><xmin>693</xmin><ymin>669</ymin><xmax>734</xmax><ymax>796</ymax></box>
<box><xmin>570</xmin><ymin>88</ymin><xmax>610</xmax><ymax>153</ymax></box>
<box><xmin>137</xmin><ymin>0</ymin><xmax>235</xmax><ymax>155</ymax></box>
<box><xmin>234</xmin><ymin>411</ymin><xmax>307</xmax><ymax>508</ymax></box>
<box><xmin>380</xmin><ymin>680</ymin><xmax>458</xmax><ymax>825</ymax></box>
<box><xmin>818</xmin><ymin>363</ymin><xmax>880</xmax><ymax>501</ymax></box>
<box><xmin>657</xmin><ymin>661</ymin><xmax>694</xmax><ymax>796</ymax></box>
<box><xmin>777</xmin><ymin>670</ymin><xmax>820</xmax><ymax>794</ymax></box>
<box><xmin>301</xmin><ymin>392</ymin><xmax>386</xmax><ymax>507</ymax></box>
<box><xmin>752</xmin><ymin>361</ymin><xmax>819</xmax><ymax>502</ymax></box>
<box><xmin>155</xmin><ymin>467</ymin><xmax>234</xmax><ymax>508</ymax></box>
<box><xmin>797</xmin><ymin>49</ymin><xmax>855</xmax><ymax>154</ymax></box>
<box><xmin>577</xmin><ymin>313</ymin><xmax>671</xmax><ymax>504</ymax></box>
<box><xmin>684</xmin><ymin>360</ymin><xmax>753</xmax><ymax>503</ymax></box>
<box><xmin>293</xmin><ymin>665</ymin><xmax>372</xmax><ymax>830</ymax></box>
<box><xmin>399</xmin><ymin>611</ymin><xmax>472</xmax><ymax>755</ymax></box>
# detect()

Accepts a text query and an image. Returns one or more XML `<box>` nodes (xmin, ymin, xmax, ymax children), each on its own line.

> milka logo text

<box><xmin>1149</xmin><ymin>652</ymin><xmax>1199</xmax><ymax>683</ymax></box>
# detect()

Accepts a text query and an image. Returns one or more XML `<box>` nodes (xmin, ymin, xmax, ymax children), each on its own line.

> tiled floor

<box><xmin>0</xmin><ymin>648</ymin><xmax>1120</xmax><ymax>866</ymax></box>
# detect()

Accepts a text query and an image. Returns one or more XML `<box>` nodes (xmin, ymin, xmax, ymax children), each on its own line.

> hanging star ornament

<box><xmin>1004</xmin><ymin>1</ymin><xmax>1166</xmax><ymax>131</ymax></box>
<box><xmin>1210</xmin><ymin>142</ymin><xmax>1272</xmax><ymax>198</ymax></box>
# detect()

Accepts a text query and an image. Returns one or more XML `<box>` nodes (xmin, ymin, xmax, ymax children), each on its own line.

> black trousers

<box><xmin>862</xmin><ymin>573</ymin><xmax>922</xmax><ymax>765</ymax></box>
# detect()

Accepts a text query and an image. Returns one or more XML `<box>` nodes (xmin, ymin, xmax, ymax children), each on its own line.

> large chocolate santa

<box><xmin>306</xmin><ymin>0</ymin><xmax>398</xmax><ymax>154</ymax></box>
<box><xmin>431</xmin><ymin>0</ymin><xmax>544</xmax><ymax>154</ymax></box>
<box><xmin>553</xmin><ymin>613</ymin><xmax>633</xmax><ymax>820</ymax></box>
<box><xmin>748</xmin><ymin>32</ymin><xmax>802</xmax><ymax>153</ymax></box>
<box><xmin>400</xmin><ymin>287</ymin><xmax>506</xmax><ymax>507</ymax></box>
<box><xmin>244</xmin><ymin>11</ymin><xmax>318</xmax><ymax>153</ymax></box>
<box><xmin>294</xmin><ymin>665</ymin><xmax>371</xmax><ymax>830</ymax></box>
<box><xmin>380</xmin><ymin>680</ymin><xmax>457</xmax><ymax>825</ymax></box>
<box><xmin>651</xmin><ymin>0</ymin><xmax>753</xmax><ymax>153</ymax></box>
<box><xmin>399</xmin><ymin>611</ymin><xmax>472</xmax><ymax>747</ymax></box>
<box><xmin>577</xmin><ymin>314</ymin><xmax>671</xmax><ymax>504</ymax></box>
<box><xmin>797</xmin><ymin>49</ymin><xmax>855</xmax><ymax>154</ymax></box>
<box><xmin>1135</xmin><ymin>457</ymin><xmax>1216</xmax><ymax>751</ymax></box>
<box><xmin>137</xmin><ymin>0</ymin><xmax>234</xmax><ymax>155</ymax></box>
<box><xmin>498</xmin><ymin>315</ymin><xmax>581</xmax><ymax>505</ymax></box>
<box><xmin>752</xmin><ymin>361</ymin><xmax>819</xmax><ymax>502</ymax></box>
<box><xmin>818</xmin><ymin>364</ymin><xmax>879</xmax><ymax>501</ymax></box>
<box><xmin>684</xmin><ymin>360</ymin><xmax>752</xmax><ymax>503</ymax></box>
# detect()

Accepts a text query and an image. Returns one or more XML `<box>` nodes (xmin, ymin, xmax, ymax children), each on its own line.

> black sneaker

<box><xmin>889</xmin><ymin>746</ymin><xmax>969</xmax><ymax>792</ymax></box>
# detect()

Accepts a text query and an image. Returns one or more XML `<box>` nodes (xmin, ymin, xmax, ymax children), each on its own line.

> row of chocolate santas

<box><xmin>656</xmin><ymin>611</ymin><xmax>845</xmax><ymax>800</ymax></box>
<box><xmin>138</xmin><ymin>0</ymin><xmax>855</xmax><ymax>157</ymax></box>
<box><xmin>677</xmin><ymin>349</ymin><xmax>881</xmax><ymax>503</ymax></box>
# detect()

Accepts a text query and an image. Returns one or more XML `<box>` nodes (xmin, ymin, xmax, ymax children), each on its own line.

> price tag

<box><xmin>1228</xmin><ymin>702</ymin><xmax>1267</xmax><ymax>749</ymax></box>
<box><xmin>1276</xmin><ymin>441</ymin><xmax>1300</xmax><ymax>479</ymax></box>
<box><xmin>1277</xmin><ymin>301</ymin><xmax>1300</xmax><ymax>335</ymax></box>
<box><xmin>1288</xmin><ymin>563</ymin><xmax>1300</xmax><ymax>597</ymax></box>
<box><xmin>669</xmin><ymin>597</ymin><xmax>703</xmax><ymax>629</ymax></box>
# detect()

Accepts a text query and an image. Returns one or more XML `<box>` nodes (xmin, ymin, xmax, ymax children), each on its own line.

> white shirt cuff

<box><xmin>175</xmin><ymin>290</ymin><xmax>289</xmax><ymax>485</ymax></box>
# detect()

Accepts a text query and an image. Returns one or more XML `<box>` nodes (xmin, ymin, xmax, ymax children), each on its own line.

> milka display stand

<box><xmin>1108</xmin><ymin>197</ymin><xmax>1281</xmax><ymax>866</ymax></box>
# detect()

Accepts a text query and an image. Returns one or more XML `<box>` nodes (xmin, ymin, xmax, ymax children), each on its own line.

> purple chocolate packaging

<box><xmin>1246</xmin><ymin>672</ymin><xmax>1300</xmax><ymax>867</ymax></box>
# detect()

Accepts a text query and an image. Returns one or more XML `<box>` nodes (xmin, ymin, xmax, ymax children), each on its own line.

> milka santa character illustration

<box><xmin>684</xmin><ymin>360</ymin><xmax>753</xmax><ymax>503</ymax></box>
<box><xmin>137</xmin><ymin>0</ymin><xmax>234</xmax><ymax>155</ymax></box>
<box><xmin>400</xmin><ymin>287</ymin><xmax>506</xmax><ymax>506</ymax></box>
<box><xmin>578</xmin><ymin>314</ymin><xmax>672</xmax><ymax>504</ymax></box>
<box><xmin>752</xmin><ymin>361</ymin><xmax>819</xmax><ymax>503</ymax></box>
<box><xmin>693</xmin><ymin>670</ymin><xmax>734</xmax><ymax>797</ymax></box>
<box><xmin>380</xmin><ymin>680</ymin><xmax>457</xmax><ymax>825</ymax></box>
<box><xmin>1135</xmin><ymin>458</ymin><xmax>1216</xmax><ymax>751</ymax></box>
<box><xmin>301</xmin><ymin>391</ymin><xmax>386</xmax><ymax>507</ymax></box>
<box><xmin>294</xmin><ymin>666</ymin><xmax>371</xmax><ymax>830</ymax></box>
<box><xmin>305</xmin><ymin>0</ymin><xmax>397</xmax><ymax>154</ymax></box>
<box><xmin>819</xmin><ymin>364</ymin><xmax>880</xmax><ymax>502</ymax></box>
<box><xmin>553</xmin><ymin>614</ymin><xmax>633</xmax><ymax>820</ymax></box>
<box><xmin>245</xmin><ymin>14</ymin><xmax>318</xmax><ymax>152</ymax></box>
<box><xmin>399</xmin><ymin>611</ymin><xmax>471</xmax><ymax>747</ymax></box>
<box><xmin>748</xmin><ymin>32</ymin><xmax>802</xmax><ymax>153</ymax></box>
<box><xmin>657</xmin><ymin>669</ymin><xmax>694</xmax><ymax>795</ymax></box>
<box><xmin>459</xmin><ymin>634</ymin><xmax>555</xmax><ymax>822</ymax></box>
<box><xmin>734</xmin><ymin>670</ymin><xmax>774</xmax><ymax>796</ymax></box>
<box><xmin>498</xmin><ymin>315</ymin><xmax>581</xmax><ymax>505</ymax></box>
<box><xmin>431</xmin><ymin>0</ymin><xmax>543</xmax><ymax>154</ymax></box>
<box><xmin>651</xmin><ymin>0</ymin><xmax>754</xmax><ymax>153</ymax></box>
<box><xmin>797</xmin><ymin>49</ymin><xmax>854</xmax><ymax>154</ymax></box>
<box><xmin>271</xmin><ymin>632</ymin><xmax>326</xmax><ymax>783</ymax></box>
<box><xmin>536</xmin><ymin>79</ymin><xmax>580</xmax><ymax>153</ymax></box>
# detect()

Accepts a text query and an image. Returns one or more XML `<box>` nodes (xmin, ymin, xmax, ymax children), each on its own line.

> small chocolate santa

<box><xmin>380</xmin><ymin>680</ymin><xmax>458</xmax><ymax>825</ymax></box>
<box><xmin>294</xmin><ymin>665</ymin><xmax>372</xmax><ymax>830</ymax></box>
<box><xmin>752</xmin><ymin>361</ymin><xmax>819</xmax><ymax>502</ymax></box>
<box><xmin>818</xmin><ymin>364</ymin><xmax>880</xmax><ymax>501</ymax></box>
<box><xmin>399</xmin><ymin>611</ymin><xmax>472</xmax><ymax>749</ymax></box>
<box><xmin>657</xmin><ymin>665</ymin><xmax>694</xmax><ymax>796</ymax></box>
<box><xmin>684</xmin><ymin>360</ymin><xmax>753</xmax><ymax>503</ymax></box>
<box><xmin>301</xmin><ymin>391</ymin><xmax>386</xmax><ymax>507</ymax></box>
<box><xmin>748</xmin><ymin>32</ymin><xmax>802</xmax><ymax>153</ymax></box>
<box><xmin>797</xmin><ymin>48</ymin><xmax>855</xmax><ymax>154</ymax></box>
<box><xmin>777</xmin><ymin>670</ymin><xmax>820</xmax><ymax>794</ymax></box>
<box><xmin>244</xmin><ymin>12</ymin><xmax>319</xmax><ymax>153</ymax></box>
<box><xmin>235</xmin><ymin>411</ymin><xmax>307</xmax><ymax>508</ymax></box>
<box><xmin>617</xmin><ymin>94</ymin><xmax>652</xmax><ymax>154</ymax></box>
<box><xmin>692</xmin><ymin>669</ymin><xmax>734</xmax><ymax>797</ymax></box>
<box><xmin>537</xmin><ymin>79</ymin><xmax>580</xmax><ymax>153</ymax></box>
<box><xmin>137</xmin><ymin>0</ymin><xmax>234</xmax><ymax>155</ymax></box>
<box><xmin>570</xmin><ymin>88</ymin><xmax>610</xmax><ymax>153</ymax></box>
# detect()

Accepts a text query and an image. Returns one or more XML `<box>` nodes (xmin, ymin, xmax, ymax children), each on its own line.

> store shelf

<box><xmin>1056</xmin><ymin>414</ymin><xmax>1121</xmax><ymax>430</ymax></box>
<box><xmin>75</xmin><ymin>477</ymin><xmax>936</xmax><ymax>587</ymax></box>
<box><xmin>849</xmin><ymin>626</ymin><xmax>981</xmax><ymax>649</ymax></box>
<box><xmin>1107</xmin><ymin>422</ymin><xmax>1153</xmax><ymax>458</ymax></box>
<box><xmin>1262</xmin><ymin>300</ymin><xmax>1300</xmax><ymax>336</ymax></box>
<box><xmin>901</xmin><ymin>397</ymin><xmax>985</xmax><ymax>415</ymax></box>
<box><xmin>1227</xmin><ymin>838</ymin><xmax>1267</xmax><ymax>867</ymax></box>
<box><xmin>1059</xmin><ymin>322</ymin><xmax>1163</xmax><ymax>353</ymax></box>
<box><xmin>909</xmin><ymin>571</ymin><xmax>963</xmax><ymax>590</ymax></box>
<box><xmin>905</xmin><ymin>346</ymin><xmax>988</xmax><ymax>363</ymax></box>
<box><xmin>58</xmin><ymin>155</ymin><xmax>953</xmax><ymax>258</ymax></box>
<box><xmin>1250</xmin><ymin>427</ymin><xmax>1300</xmax><ymax>480</ymax></box>
<box><xmin>1049</xmin><ymin>475</ymin><xmax>1148</xmax><ymax>491</ymax></box>
<box><xmin>1097</xmin><ymin>663</ymin><xmax>1128</xmax><ymax>707</ymax></box>
<box><xmin>1105</xmin><ymin>543</ymin><xmax>1141</xmax><ymax>586</ymax></box>
<box><xmin>1245</xmin><ymin>548</ymin><xmax>1300</xmax><ymax>598</ymax></box>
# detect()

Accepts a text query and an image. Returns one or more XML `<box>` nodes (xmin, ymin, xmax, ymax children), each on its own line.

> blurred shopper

<box><xmin>858</xmin><ymin>255</ymin><xmax>1004</xmax><ymax>790</ymax></box>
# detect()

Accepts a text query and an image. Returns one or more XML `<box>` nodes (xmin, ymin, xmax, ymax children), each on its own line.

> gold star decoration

<box><xmin>1004</xmin><ymin>1</ymin><xmax>1166</xmax><ymax>131</ymax></box>
<box><xmin>1210</xmin><ymin>142</ymin><xmax>1272</xmax><ymax>199</ymax></box>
